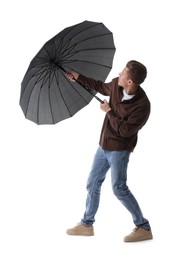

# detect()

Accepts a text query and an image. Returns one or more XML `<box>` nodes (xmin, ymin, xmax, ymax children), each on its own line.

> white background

<box><xmin>0</xmin><ymin>0</ymin><xmax>169</xmax><ymax>259</ymax></box>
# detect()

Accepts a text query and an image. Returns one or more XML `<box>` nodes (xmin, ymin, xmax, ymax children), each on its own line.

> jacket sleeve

<box><xmin>106</xmin><ymin>101</ymin><xmax>151</xmax><ymax>138</ymax></box>
<box><xmin>77</xmin><ymin>74</ymin><xmax>114</xmax><ymax>96</ymax></box>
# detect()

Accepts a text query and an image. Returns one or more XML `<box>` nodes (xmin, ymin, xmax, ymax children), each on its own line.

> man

<box><xmin>65</xmin><ymin>60</ymin><xmax>153</xmax><ymax>242</ymax></box>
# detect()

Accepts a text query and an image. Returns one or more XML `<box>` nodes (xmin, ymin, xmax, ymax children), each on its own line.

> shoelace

<box><xmin>133</xmin><ymin>227</ymin><xmax>140</xmax><ymax>233</ymax></box>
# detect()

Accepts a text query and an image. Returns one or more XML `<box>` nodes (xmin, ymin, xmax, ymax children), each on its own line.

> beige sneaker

<box><xmin>66</xmin><ymin>223</ymin><xmax>94</xmax><ymax>236</ymax></box>
<box><xmin>124</xmin><ymin>227</ymin><xmax>153</xmax><ymax>242</ymax></box>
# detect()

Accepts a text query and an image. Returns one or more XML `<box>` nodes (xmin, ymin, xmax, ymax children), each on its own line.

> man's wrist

<box><xmin>107</xmin><ymin>108</ymin><xmax>111</xmax><ymax>113</ymax></box>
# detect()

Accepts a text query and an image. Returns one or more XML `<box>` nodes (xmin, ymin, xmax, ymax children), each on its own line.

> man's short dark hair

<box><xmin>126</xmin><ymin>60</ymin><xmax>147</xmax><ymax>85</ymax></box>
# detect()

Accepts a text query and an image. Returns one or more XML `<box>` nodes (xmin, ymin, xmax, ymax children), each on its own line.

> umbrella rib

<box><xmin>61</xmin><ymin>71</ymin><xmax>92</xmax><ymax>104</ymax></box>
<box><xmin>21</xmin><ymin>61</ymin><xmax>56</xmax><ymax>102</ymax></box>
<box><xmin>61</xmin><ymin>47</ymin><xmax>115</xmax><ymax>62</ymax></box>
<box><xmin>46</xmin><ymin>68</ymin><xmax>56</xmax><ymax>124</ymax></box>
<box><xmin>35</xmin><ymin>66</ymin><xmax>52</xmax><ymax>124</ymax></box>
<box><xmin>43</xmin><ymin>45</ymin><xmax>53</xmax><ymax>60</ymax></box>
<box><xmin>37</xmin><ymin>65</ymin><xmax>57</xmax><ymax>124</ymax></box>
<box><xmin>53</xmin><ymin>70</ymin><xmax>72</xmax><ymax>117</ymax></box>
<box><xmin>59</xmin><ymin>32</ymin><xmax>113</xmax><ymax>59</ymax></box>
<box><xmin>64</xmin><ymin>59</ymin><xmax>112</xmax><ymax>69</ymax></box>
<box><xmin>58</xmin><ymin>66</ymin><xmax>102</xmax><ymax>102</ymax></box>
<box><xmin>53</xmin><ymin>69</ymin><xmax>91</xmax><ymax>117</ymax></box>
<box><xmin>59</xmin><ymin>22</ymin><xmax>104</xmax><ymax>53</ymax></box>
<box><xmin>29</xmin><ymin>59</ymin><xmax>54</xmax><ymax>76</ymax></box>
<box><xmin>20</xmin><ymin>63</ymin><xmax>51</xmax><ymax>104</ymax></box>
<box><xmin>36</xmin><ymin>65</ymin><xmax>57</xmax><ymax>124</ymax></box>
<box><xmin>23</xmin><ymin>64</ymin><xmax>53</xmax><ymax>122</ymax></box>
<box><xmin>34</xmin><ymin>65</ymin><xmax>53</xmax><ymax>84</ymax></box>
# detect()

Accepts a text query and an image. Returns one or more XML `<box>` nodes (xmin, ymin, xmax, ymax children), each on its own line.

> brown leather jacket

<box><xmin>77</xmin><ymin>75</ymin><xmax>151</xmax><ymax>152</ymax></box>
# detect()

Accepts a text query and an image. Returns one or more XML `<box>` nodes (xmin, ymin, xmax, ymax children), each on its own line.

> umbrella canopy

<box><xmin>20</xmin><ymin>20</ymin><xmax>116</xmax><ymax>125</ymax></box>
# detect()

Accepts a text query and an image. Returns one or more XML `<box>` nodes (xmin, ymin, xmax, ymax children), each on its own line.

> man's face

<box><xmin>118</xmin><ymin>67</ymin><xmax>130</xmax><ymax>88</ymax></box>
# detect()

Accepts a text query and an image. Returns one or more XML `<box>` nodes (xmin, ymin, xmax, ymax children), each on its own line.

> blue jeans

<box><xmin>81</xmin><ymin>146</ymin><xmax>150</xmax><ymax>229</ymax></box>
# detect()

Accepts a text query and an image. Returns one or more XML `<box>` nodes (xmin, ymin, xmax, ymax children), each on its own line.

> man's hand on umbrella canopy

<box><xmin>65</xmin><ymin>71</ymin><xmax>79</xmax><ymax>81</ymax></box>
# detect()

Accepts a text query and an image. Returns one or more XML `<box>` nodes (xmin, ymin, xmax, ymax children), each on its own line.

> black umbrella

<box><xmin>20</xmin><ymin>20</ymin><xmax>116</xmax><ymax>125</ymax></box>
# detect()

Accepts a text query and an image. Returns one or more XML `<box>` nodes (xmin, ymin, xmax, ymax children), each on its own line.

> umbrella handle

<box><xmin>59</xmin><ymin>66</ymin><xmax>104</xmax><ymax>104</ymax></box>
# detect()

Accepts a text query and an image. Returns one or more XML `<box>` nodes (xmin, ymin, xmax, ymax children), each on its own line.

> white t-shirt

<box><xmin>121</xmin><ymin>89</ymin><xmax>135</xmax><ymax>101</ymax></box>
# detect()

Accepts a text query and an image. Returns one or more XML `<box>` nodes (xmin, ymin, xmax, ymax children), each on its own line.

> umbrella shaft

<box><xmin>59</xmin><ymin>65</ymin><xmax>103</xmax><ymax>104</ymax></box>
<box><xmin>58</xmin><ymin>65</ymin><xmax>66</xmax><ymax>72</ymax></box>
<box><xmin>95</xmin><ymin>96</ymin><xmax>104</xmax><ymax>103</ymax></box>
